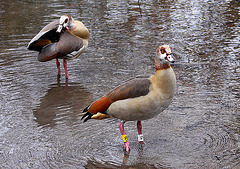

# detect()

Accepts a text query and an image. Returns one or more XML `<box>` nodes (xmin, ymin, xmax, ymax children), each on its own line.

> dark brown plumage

<box><xmin>28</xmin><ymin>15</ymin><xmax>89</xmax><ymax>78</ymax></box>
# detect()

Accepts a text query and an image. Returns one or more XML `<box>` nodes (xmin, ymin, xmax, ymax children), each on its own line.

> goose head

<box><xmin>155</xmin><ymin>45</ymin><xmax>174</xmax><ymax>70</ymax></box>
<box><xmin>56</xmin><ymin>15</ymin><xmax>76</xmax><ymax>33</ymax></box>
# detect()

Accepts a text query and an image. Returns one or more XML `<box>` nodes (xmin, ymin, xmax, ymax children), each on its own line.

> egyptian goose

<box><xmin>82</xmin><ymin>45</ymin><xmax>176</xmax><ymax>152</ymax></box>
<box><xmin>27</xmin><ymin>15</ymin><xmax>89</xmax><ymax>78</ymax></box>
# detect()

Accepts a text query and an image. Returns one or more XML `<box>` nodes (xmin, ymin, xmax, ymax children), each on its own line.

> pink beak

<box><xmin>166</xmin><ymin>54</ymin><xmax>175</xmax><ymax>63</ymax></box>
<box><xmin>56</xmin><ymin>25</ymin><xmax>63</xmax><ymax>33</ymax></box>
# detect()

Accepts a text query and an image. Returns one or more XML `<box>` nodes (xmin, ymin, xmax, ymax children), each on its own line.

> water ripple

<box><xmin>0</xmin><ymin>0</ymin><xmax>239</xmax><ymax>168</ymax></box>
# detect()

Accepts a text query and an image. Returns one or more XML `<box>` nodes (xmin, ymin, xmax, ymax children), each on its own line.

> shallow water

<box><xmin>0</xmin><ymin>0</ymin><xmax>239</xmax><ymax>168</ymax></box>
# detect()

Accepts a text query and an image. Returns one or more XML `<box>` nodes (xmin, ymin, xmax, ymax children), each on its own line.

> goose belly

<box><xmin>107</xmin><ymin>91</ymin><xmax>173</xmax><ymax>121</ymax></box>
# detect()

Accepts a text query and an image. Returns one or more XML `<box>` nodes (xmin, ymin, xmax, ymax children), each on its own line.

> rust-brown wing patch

<box><xmin>87</xmin><ymin>97</ymin><xmax>111</xmax><ymax>114</ymax></box>
<box><xmin>81</xmin><ymin>96</ymin><xmax>111</xmax><ymax>122</ymax></box>
<box><xmin>32</xmin><ymin>39</ymin><xmax>52</xmax><ymax>47</ymax></box>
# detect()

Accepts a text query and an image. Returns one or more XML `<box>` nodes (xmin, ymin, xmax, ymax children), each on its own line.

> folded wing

<box><xmin>27</xmin><ymin>20</ymin><xmax>59</xmax><ymax>51</ymax></box>
<box><xmin>82</xmin><ymin>77</ymin><xmax>152</xmax><ymax>122</ymax></box>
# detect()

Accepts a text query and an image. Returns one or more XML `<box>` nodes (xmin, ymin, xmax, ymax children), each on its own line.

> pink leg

<box><xmin>63</xmin><ymin>59</ymin><xmax>69</xmax><ymax>79</ymax></box>
<box><xmin>119</xmin><ymin>121</ymin><xmax>131</xmax><ymax>152</ymax></box>
<box><xmin>137</xmin><ymin>121</ymin><xmax>144</xmax><ymax>144</ymax></box>
<box><xmin>56</xmin><ymin>59</ymin><xmax>60</xmax><ymax>76</ymax></box>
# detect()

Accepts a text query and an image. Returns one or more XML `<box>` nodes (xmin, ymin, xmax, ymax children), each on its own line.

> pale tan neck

<box><xmin>150</xmin><ymin>67</ymin><xmax>176</xmax><ymax>95</ymax></box>
<box><xmin>71</xmin><ymin>21</ymin><xmax>89</xmax><ymax>40</ymax></box>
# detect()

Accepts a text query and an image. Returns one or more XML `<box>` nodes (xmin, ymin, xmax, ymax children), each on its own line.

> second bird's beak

<box><xmin>56</xmin><ymin>24</ymin><xmax>63</xmax><ymax>33</ymax></box>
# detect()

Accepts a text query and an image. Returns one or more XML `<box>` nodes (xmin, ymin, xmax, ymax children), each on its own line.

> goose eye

<box><xmin>160</xmin><ymin>49</ymin><xmax>165</xmax><ymax>54</ymax></box>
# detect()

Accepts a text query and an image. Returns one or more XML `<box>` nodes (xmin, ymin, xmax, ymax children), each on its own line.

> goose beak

<box><xmin>56</xmin><ymin>24</ymin><xmax>63</xmax><ymax>33</ymax></box>
<box><xmin>166</xmin><ymin>53</ymin><xmax>175</xmax><ymax>63</ymax></box>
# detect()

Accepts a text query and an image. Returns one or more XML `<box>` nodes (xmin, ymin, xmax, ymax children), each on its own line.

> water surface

<box><xmin>0</xmin><ymin>0</ymin><xmax>239</xmax><ymax>168</ymax></box>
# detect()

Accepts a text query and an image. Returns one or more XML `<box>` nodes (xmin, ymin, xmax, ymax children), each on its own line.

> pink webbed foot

<box><xmin>123</xmin><ymin>141</ymin><xmax>131</xmax><ymax>152</ymax></box>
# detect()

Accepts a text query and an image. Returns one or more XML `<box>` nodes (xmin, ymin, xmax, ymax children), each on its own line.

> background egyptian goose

<box><xmin>27</xmin><ymin>14</ymin><xmax>89</xmax><ymax>78</ymax></box>
<box><xmin>82</xmin><ymin>45</ymin><xmax>176</xmax><ymax>153</ymax></box>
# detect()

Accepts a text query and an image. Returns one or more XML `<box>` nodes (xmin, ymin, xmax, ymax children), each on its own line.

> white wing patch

<box><xmin>62</xmin><ymin>45</ymin><xmax>85</xmax><ymax>60</ymax></box>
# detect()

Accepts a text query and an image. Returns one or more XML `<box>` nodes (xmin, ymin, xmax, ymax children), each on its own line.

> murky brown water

<box><xmin>0</xmin><ymin>0</ymin><xmax>239</xmax><ymax>168</ymax></box>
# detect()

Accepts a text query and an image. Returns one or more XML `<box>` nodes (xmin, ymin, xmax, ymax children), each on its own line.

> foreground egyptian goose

<box><xmin>82</xmin><ymin>45</ymin><xmax>176</xmax><ymax>152</ymax></box>
<box><xmin>27</xmin><ymin>15</ymin><xmax>89</xmax><ymax>78</ymax></box>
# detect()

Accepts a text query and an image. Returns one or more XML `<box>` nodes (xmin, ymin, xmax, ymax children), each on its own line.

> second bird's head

<box><xmin>56</xmin><ymin>15</ymin><xmax>75</xmax><ymax>33</ymax></box>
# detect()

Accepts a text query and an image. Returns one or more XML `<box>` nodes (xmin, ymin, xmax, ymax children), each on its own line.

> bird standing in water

<box><xmin>82</xmin><ymin>45</ymin><xmax>176</xmax><ymax>153</ymax></box>
<box><xmin>27</xmin><ymin>14</ymin><xmax>89</xmax><ymax>78</ymax></box>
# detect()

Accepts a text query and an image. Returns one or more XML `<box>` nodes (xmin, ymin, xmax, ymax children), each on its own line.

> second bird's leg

<box><xmin>119</xmin><ymin>121</ymin><xmax>131</xmax><ymax>152</ymax></box>
<box><xmin>63</xmin><ymin>59</ymin><xmax>69</xmax><ymax>79</ymax></box>
<box><xmin>56</xmin><ymin>59</ymin><xmax>61</xmax><ymax>76</ymax></box>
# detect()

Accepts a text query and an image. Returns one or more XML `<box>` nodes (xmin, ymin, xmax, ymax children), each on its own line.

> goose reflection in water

<box><xmin>84</xmin><ymin>144</ymin><xmax>166</xmax><ymax>168</ymax></box>
<box><xmin>33</xmin><ymin>79</ymin><xmax>92</xmax><ymax>127</ymax></box>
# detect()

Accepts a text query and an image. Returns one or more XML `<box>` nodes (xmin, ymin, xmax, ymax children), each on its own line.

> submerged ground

<box><xmin>0</xmin><ymin>0</ymin><xmax>239</xmax><ymax>168</ymax></box>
